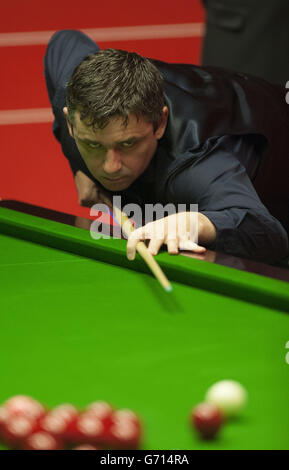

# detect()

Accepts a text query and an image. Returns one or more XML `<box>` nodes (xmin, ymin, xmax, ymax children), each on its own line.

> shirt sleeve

<box><xmin>166</xmin><ymin>135</ymin><xmax>289</xmax><ymax>263</ymax></box>
<box><xmin>44</xmin><ymin>30</ymin><xmax>100</xmax><ymax>178</ymax></box>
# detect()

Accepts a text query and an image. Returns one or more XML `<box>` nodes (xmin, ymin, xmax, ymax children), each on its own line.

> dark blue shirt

<box><xmin>44</xmin><ymin>30</ymin><xmax>289</xmax><ymax>264</ymax></box>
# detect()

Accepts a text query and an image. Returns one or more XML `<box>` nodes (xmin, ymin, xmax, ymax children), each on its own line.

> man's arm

<box><xmin>126</xmin><ymin>135</ymin><xmax>288</xmax><ymax>263</ymax></box>
<box><xmin>166</xmin><ymin>135</ymin><xmax>288</xmax><ymax>263</ymax></box>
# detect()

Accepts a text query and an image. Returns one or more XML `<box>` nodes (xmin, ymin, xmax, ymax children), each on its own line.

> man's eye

<box><xmin>122</xmin><ymin>141</ymin><xmax>134</xmax><ymax>148</ymax></box>
<box><xmin>87</xmin><ymin>142</ymin><xmax>101</xmax><ymax>149</ymax></box>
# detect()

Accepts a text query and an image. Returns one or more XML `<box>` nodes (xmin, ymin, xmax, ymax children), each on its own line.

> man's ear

<box><xmin>155</xmin><ymin>106</ymin><xmax>168</xmax><ymax>140</ymax></box>
<box><xmin>63</xmin><ymin>107</ymin><xmax>74</xmax><ymax>138</ymax></box>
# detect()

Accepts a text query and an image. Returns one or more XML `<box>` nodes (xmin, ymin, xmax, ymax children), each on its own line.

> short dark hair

<box><xmin>66</xmin><ymin>49</ymin><xmax>166</xmax><ymax>131</ymax></box>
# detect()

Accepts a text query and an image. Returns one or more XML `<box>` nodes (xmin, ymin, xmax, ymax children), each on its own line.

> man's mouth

<box><xmin>103</xmin><ymin>176</ymin><xmax>125</xmax><ymax>182</ymax></box>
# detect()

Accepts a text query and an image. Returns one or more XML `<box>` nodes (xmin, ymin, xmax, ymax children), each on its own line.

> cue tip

<box><xmin>165</xmin><ymin>285</ymin><xmax>173</xmax><ymax>293</ymax></box>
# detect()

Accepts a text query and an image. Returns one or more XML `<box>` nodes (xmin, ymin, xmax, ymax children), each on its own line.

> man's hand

<box><xmin>126</xmin><ymin>212</ymin><xmax>216</xmax><ymax>260</ymax></box>
<box><xmin>74</xmin><ymin>170</ymin><xmax>112</xmax><ymax>210</ymax></box>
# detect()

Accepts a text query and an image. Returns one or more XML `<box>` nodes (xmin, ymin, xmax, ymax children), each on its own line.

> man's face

<box><xmin>63</xmin><ymin>107</ymin><xmax>168</xmax><ymax>191</ymax></box>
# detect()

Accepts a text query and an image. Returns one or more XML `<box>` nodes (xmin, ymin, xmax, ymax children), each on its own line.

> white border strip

<box><xmin>0</xmin><ymin>108</ymin><xmax>53</xmax><ymax>125</ymax></box>
<box><xmin>0</xmin><ymin>23</ymin><xmax>204</xmax><ymax>47</ymax></box>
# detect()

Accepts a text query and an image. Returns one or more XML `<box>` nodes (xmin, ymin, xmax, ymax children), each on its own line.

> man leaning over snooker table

<box><xmin>44</xmin><ymin>30</ymin><xmax>289</xmax><ymax>265</ymax></box>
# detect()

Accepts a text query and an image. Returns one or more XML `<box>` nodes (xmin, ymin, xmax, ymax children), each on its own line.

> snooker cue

<box><xmin>112</xmin><ymin>206</ymin><xmax>173</xmax><ymax>292</ymax></box>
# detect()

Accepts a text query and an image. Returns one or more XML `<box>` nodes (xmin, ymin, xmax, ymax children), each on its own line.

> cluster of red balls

<box><xmin>0</xmin><ymin>396</ymin><xmax>142</xmax><ymax>450</ymax></box>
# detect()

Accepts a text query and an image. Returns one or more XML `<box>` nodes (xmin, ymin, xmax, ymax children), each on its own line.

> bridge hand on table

<box><xmin>126</xmin><ymin>212</ymin><xmax>206</xmax><ymax>260</ymax></box>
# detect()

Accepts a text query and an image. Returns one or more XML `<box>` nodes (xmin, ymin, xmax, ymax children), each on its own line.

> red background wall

<box><xmin>0</xmin><ymin>0</ymin><xmax>205</xmax><ymax>217</ymax></box>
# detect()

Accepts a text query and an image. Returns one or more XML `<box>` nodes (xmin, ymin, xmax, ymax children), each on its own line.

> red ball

<box><xmin>191</xmin><ymin>403</ymin><xmax>223</xmax><ymax>439</ymax></box>
<box><xmin>39</xmin><ymin>404</ymin><xmax>79</xmax><ymax>443</ymax></box>
<box><xmin>69</xmin><ymin>411</ymin><xmax>109</xmax><ymax>446</ymax></box>
<box><xmin>106</xmin><ymin>409</ymin><xmax>142</xmax><ymax>449</ymax></box>
<box><xmin>72</xmin><ymin>444</ymin><xmax>100</xmax><ymax>450</ymax></box>
<box><xmin>85</xmin><ymin>401</ymin><xmax>113</xmax><ymax>420</ymax></box>
<box><xmin>0</xmin><ymin>407</ymin><xmax>12</xmax><ymax>443</ymax></box>
<box><xmin>0</xmin><ymin>414</ymin><xmax>39</xmax><ymax>448</ymax></box>
<box><xmin>21</xmin><ymin>431</ymin><xmax>64</xmax><ymax>450</ymax></box>
<box><xmin>3</xmin><ymin>395</ymin><xmax>46</xmax><ymax>420</ymax></box>
<box><xmin>49</xmin><ymin>404</ymin><xmax>78</xmax><ymax>422</ymax></box>
<box><xmin>0</xmin><ymin>406</ymin><xmax>10</xmax><ymax>427</ymax></box>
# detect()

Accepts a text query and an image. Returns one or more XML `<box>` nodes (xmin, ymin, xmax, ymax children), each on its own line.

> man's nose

<box><xmin>103</xmin><ymin>149</ymin><xmax>122</xmax><ymax>174</ymax></box>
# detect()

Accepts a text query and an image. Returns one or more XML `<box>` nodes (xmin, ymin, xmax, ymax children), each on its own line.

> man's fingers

<box><xmin>126</xmin><ymin>227</ymin><xmax>146</xmax><ymax>260</ymax></box>
<box><xmin>79</xmin><ymin>195</ymin><xmax>98</xmax><ymax>207</ymax></box>
<box><xmin>76</xmin><ymin>176</ymin><xmax>99</xmax><ymax>207</ymax></box>
<box><xmin>78</xmin><ymin>187</ymin><xmax>98</xmax><ymax>207</ymax></box>
<box><xmin>179</xmin><ymin>239</ymin><xmax>206</xmax><ymax>253</ymax></box>
<box><xmin>79</xmin><ymin>186</ymin><xmax>113</xmax><ymax>210</ymax></box>
<box><xmin>79</xmin><ymin>199</ymin><xmax>94</xmax><ymax>208</ymax></box>
<box><xmin>148</xmin><ymin>238</ymin><xmax>164</xmax><ymax>256</ymax></box>
<box><xmin>127</xmin><ymin>222</ymin><xmax>164</xmax><ymax>260</ymax></box>
<box><xmin>75</xmin><ymin>170</ymin><xmax>113</xmax><ymax>208</ymax></box>
<box><xmin>167</xmin><ymin>238</ymin><xmax>179</xmax><ymax>255</ymax></box>
<box><xmin>127</xmin><ymin>217</ymin><xmax>207</xmax><ymax>261</ymax></box>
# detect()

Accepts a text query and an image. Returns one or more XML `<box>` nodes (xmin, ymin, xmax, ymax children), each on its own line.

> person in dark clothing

<box><xmin>201</xmin><ymin>0</ymin><xmax>289</xmax><ymax>86</ymax></box>
<box><xmin>44</xmin><ymin>30</ymin><xmax>289</xmax><ymax>264</ymax></box>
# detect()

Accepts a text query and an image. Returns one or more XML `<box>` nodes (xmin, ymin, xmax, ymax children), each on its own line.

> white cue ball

<box><xmin>205</xmin><ymin>380</ymin><xmax>248</xmax><ymax>418</ymax></box>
